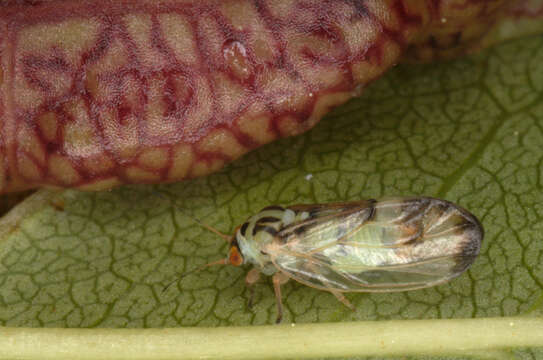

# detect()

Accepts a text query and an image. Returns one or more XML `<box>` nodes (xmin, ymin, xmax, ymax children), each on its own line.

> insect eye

<box><xmin>229</xmin><ymin>246</ymin><xmax>244</xmax><ymax>266</ymax></box>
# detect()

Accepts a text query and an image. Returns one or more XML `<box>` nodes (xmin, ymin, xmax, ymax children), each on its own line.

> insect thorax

<box><xmin>235</xmin><ymin>206</ymin><xmax>300</xmax><ymax>276</ymax></box>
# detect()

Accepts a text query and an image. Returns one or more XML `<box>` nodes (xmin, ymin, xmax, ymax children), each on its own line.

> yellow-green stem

<box><xmin>0</xmin><ymin>317</ymin><xmax>541</xmax><ymax>360</ymax></box>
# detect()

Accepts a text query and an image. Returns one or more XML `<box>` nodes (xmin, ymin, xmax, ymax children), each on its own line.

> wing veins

<box><xmin>304</xmin><ymin>220</ymin><xmax>370</xmax><ymax>255</ymax></box>
<box><xmin>277</xmin><ymin>205</ymin><xmax>371</xmax><ymax>240</ymax></box>
<box><xmin>273</xmin><ymin>245</ymin><xmax>464</xmax><ymax>293</ymax></box>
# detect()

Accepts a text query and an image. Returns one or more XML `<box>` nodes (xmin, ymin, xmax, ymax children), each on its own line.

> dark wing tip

<box><xmin>452</xmin><ymin>219</ymin><xmax>484</xmax><ymax>275</ymax></box>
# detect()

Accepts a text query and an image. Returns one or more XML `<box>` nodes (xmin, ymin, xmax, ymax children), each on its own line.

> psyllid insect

<box><xmin>165</xmin><ymin>196</ymin><xmax>484</xmax><ymax>323</ymax></box>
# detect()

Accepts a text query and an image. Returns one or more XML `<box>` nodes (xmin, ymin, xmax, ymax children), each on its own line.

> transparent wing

<box><xmin>272</xmin><ymin>197</ymin><xmax>482</xmax><ymax>292</ymax></box>
<box><xmin>272</xmin><ymin>249</ymin><xmax>474</xmax><ymax>292</ymax></box>
<box><xmin>279</xmin><ymin>198</ymin><xmax>427</xmax><ymax>256</ymax></box>
<box><xmin>278</xmin><ymin>200</ymin><xmax>379</xmax><ymax>254</ymax></box>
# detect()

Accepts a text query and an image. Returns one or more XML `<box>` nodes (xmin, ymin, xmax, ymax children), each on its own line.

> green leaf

<box><xmin>1</xmin><ymin>35</ymin><xmax>543</xmax><ymax>359</ymax></box>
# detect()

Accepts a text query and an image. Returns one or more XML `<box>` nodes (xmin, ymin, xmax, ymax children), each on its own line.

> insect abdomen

<box><xmin>274</xmin><ymin>197</ymin><xmax>483</xmax><ymax>292</ymax></box>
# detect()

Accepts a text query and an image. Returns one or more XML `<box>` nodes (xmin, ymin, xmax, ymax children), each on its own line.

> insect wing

<box><xmin>272</xmin><ymin>198</ymin><xmax>483</xmax><ymax>292</ymax></box>
<box><xmin>278</xmin><ymin>200</ymin><xmax>378</xmax><ymax>254</ymax></box>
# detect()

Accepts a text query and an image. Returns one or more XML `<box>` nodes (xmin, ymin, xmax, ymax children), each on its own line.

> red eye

<box><xmin>229</xmin><ymin>246</ymin><xmax>243</xmax><ymax>266</ymax></box>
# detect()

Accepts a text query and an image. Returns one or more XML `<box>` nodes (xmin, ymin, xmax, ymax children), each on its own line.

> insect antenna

<box><xmin>152</xmin><ymin>191</ymin><xmax>232</xmax><ymax>293</ymax></box>
<box><xmin>162</xmin><ymin>258</ymin><xmax>228</xmax><ymax>293</ymax></box>
<box><xmin>153</xmin><ymin>191</ymin><xmax>231</xmax><ymax>242</ymax></box>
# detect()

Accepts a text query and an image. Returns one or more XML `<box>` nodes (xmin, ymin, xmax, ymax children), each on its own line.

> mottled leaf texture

<box><xmin>1</xmin><ymin>35</ymin><xmax>543</xmax><ymax>359</ymax></box>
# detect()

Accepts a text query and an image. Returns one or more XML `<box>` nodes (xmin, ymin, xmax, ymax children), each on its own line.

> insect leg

<box><xmin>272</xmin><ymin>272</ymin><xmax>289</xmax><ymax>324</ymax></box>
<box><xmin>330</xmin><ymin>291</ymin><xmax>355</xmax><ymax>311</ymax></box>
<box><xmin>303</xmin><ymin>262</ymin><xmax>355</xmax><ymax>311</ymax></box>
<box><xmin>245</xmin><ymin>268</ymin><xmax>261</xmax><ymax>309</ymax></box>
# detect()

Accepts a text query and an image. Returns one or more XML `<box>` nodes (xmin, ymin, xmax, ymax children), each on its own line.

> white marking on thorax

<box><xmin>282</xmin><ymin>209</ymin><xmax>296</xmax><ymax>226</ymax></box>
